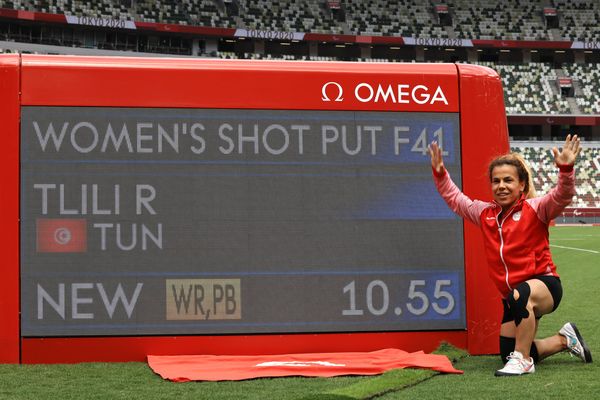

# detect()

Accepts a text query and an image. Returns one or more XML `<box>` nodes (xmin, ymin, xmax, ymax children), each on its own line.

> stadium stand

<box><xmin>512</xmin><ymin>142</ymin><xmax>600</xmax><ymax>208</ymax></box>
<box><xmin>238</xmin><ymin>0</ymin><xmax>341</xmax><ymax>33</ymax></box>
<box><xmin>477</xmin><ymin>62</ymin><xmax>572</xmax><ymax>115</ymax></box>
<box><xmin>137</xmin><ymin>0</ymin><xmax>236</xmax><ymax>27</ymax></box>
<box><xmin>449</xmin><ymin>0</ymin><xmax>551</xmax><ymax>40</ymax></box>
<box><xmin>343</xmin><ymin>0</ymin><xmax>447</xmax><ymax>38</ymax></box>
<box><xmin>17</xmin><ymin>0</ymin><xmax>133</xmax><ymax>20</ymax></box>
<box><xmin>0</xmin><ymin>0</ymin><xmax>597</xmax><ymax>42</ymax></box>
<box><xmin>562</xmin><ymin>63</ymin><xmax>600</xmax><ymax>114</ymax></box>
<box><xmin>554</xmin><ymin>0</ymin><xmax>600</xmax><ymax>42</ymax></box>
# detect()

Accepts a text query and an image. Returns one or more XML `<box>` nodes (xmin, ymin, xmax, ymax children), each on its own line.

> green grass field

<box><xmin>1</xmin><ymin>226</ymin><xmax>598</xmax><ymax>400</ymax></box>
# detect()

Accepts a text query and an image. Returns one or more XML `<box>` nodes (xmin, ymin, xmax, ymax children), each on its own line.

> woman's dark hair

<box><xmin>488</xmin><ymin>153</ymin><xmax>537</xmax><ymax>199</ymax></box>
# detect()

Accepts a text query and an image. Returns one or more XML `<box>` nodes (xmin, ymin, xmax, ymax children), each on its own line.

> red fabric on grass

<box><xmin>148</xmin><ymin>348</ymin><xmax>462</xmax><ymax>382</ymax></box>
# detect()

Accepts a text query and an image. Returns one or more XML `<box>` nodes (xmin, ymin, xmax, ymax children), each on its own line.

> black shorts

<box><xmin>501</xmin><ymin>275</ymin><xmax>562</xmax><ymax>324</ymax></box>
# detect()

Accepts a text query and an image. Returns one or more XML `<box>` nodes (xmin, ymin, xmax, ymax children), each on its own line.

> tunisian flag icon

<box><xmin>36</xmin><ymin>219</ymin><xmax>87</xmax><ymax>253</ymax></box>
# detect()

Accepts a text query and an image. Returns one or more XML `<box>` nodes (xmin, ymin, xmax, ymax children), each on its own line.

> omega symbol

<box><xmin>321</xmin><ymin>81</ymin><xmax>344</xmax><ymax>102</ymax></box>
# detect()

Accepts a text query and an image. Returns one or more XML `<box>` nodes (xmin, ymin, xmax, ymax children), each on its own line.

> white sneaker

<box><xmin>495</xmin><ymin>351</ymin><xmax>535</xmax><ymax>376</ymax></box>
<box><xmin>559</xmin><ymin>322</ymin><xmax>593</xmax><ymax>363</ymax></box>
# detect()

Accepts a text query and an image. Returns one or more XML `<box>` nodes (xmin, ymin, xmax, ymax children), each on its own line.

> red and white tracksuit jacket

<box><xmin>433</xmin><ymin>165</ymin><xmax>575</xmax><ymax>298</ymax></box>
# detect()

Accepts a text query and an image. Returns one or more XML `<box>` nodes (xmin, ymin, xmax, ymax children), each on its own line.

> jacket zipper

<box><xmin>497</xmin><ymin>205</ymin><xmax>517</xmax><ymax>293</ymax></box>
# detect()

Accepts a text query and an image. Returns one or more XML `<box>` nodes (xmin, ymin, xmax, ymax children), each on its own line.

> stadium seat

<box><xmin>449</xmin><ymin>0</ymin><xmax>551</xmax><ymax>40</ymax></box>
<box><xmin>563</xmin><ymin>63</ymin><xmax>600</xmax><ymax>114</ymax></box>
<box><xmin>554</xmin><ymin>0</ymin><xmax>600</xmax><ymax>42</ymax></box>
<box><xmin>512</xmin><ymin>143</ymin><xmax>600</xmax><ymax>207</ymax></box>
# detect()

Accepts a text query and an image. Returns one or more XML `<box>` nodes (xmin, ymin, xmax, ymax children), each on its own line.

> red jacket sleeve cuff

<box><xmin>432</xmin><ymin>166</ymin><xmax>446</xmax><ymax>178</ymax></box>
<box><xmin>557</xmin><ymin>164</ymin><xmax>574</xmax><ymax>173</ymax></box>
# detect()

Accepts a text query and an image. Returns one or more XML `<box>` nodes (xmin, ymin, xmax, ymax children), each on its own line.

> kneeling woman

<box><xmin>428</xmin><ymin>135</ymin><xmax>592</xmax><ymax>376</ymax></box>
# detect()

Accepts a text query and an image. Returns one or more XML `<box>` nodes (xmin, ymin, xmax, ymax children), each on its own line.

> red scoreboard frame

<box><xmin>0</xmin><ymin>54</ymin><xmax>508</xmax><ymax>363</ymax></box>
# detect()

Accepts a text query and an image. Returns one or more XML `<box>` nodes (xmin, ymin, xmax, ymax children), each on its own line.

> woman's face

<box><xmin>491</xmin><ymin>164</ymin><xmax>525</xmax><ymax>211</ymax></box>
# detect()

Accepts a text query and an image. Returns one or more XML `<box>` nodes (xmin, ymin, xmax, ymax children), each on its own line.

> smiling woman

<box><xmin>490</xmin><ymin>164</ymin><xmax>526</xmax><ymax>211</ymax></box>
<box><xmin>488</xmin><ymin>152</ymin><xmax>537</xmax><ymax>212</ymax></box>
<box><xmin>428</xmin><ymin>135</ymin><xmax>593</xmax><ymax>377</ymax></box>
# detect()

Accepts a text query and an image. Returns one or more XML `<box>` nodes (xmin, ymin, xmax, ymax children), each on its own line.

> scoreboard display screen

<box><xmin>20</xmin><ymin>106</ymin><xmax>465</xmax><ymax>336</ymax></box>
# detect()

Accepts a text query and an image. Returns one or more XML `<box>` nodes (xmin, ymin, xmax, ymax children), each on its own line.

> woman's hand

<box><xmin>428</xmin><ymin>141</ymin><xmax>445</xmax><ymax>175</ymax></box>
<box><xmin>552</xmin><ymin>134</ymin><xmax>581</xmax><ymax>166</ymax></box>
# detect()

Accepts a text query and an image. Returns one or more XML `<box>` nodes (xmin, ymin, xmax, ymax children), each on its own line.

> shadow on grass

<box><xmin>300</xmin><ymin>343</ymin><xmax>468</xmax><ymax>400</ymax></box>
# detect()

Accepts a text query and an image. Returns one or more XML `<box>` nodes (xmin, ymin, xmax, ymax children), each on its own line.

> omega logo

<box><xmin>321</xmin><ymin>82</ymin><xmax>448</xmax><ymax>105</ymax></box>
<box><xmin>321</xmin><ymin>82</ymin><xmax>344</xmax><ymax>102</ymax></box>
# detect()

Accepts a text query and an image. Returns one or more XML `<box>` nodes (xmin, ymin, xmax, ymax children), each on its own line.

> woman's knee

<box><xmin>507</xmin><ymin>282</ymin><xmax>531</xmax><ymax>326</ymax></box>
<box><xmin>525</xmin><ymin>279</ymin><xmax>555</xmax><ymax>316</ymax></box>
